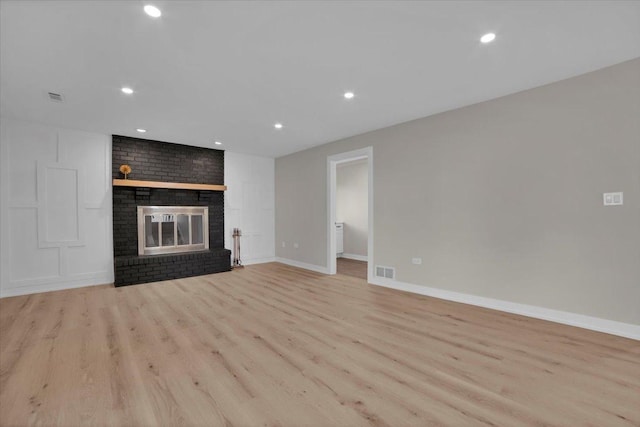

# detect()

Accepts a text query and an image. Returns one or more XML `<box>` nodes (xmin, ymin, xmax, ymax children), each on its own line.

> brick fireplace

<box><xmin>112</xmin><ymin>135</ymin><xmax>231</xmax><ymax>287</ymax></box>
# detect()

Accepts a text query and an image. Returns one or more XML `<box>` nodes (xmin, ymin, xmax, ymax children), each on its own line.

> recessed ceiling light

<box><xmin>214</xmin><ymin>141</ymin><xmax>222</xmax><ymax>145</ymax></box>
<box><xmin>136</xmin><ymin>128</ymin><xmax>147</xmax><ymax>133</ymax></box>
<box><xmin>274</xmin><ymin>123</ymin><xmax>283</xmax><ymax>129</ymax></box>
<box><xmin>144</xmin><ymin>5</ymin><xmax>162</xmax><ymax>18</ymax></box>
<box><xmin>480</xmin><ymin>33</ymin><xmax>496</xmax><ymax>44</ymax></box>
<box><xmin>121</xmin><ymin>87</ymin><xmax>134</xmax><ymax>95</ymax></box>
<box><xmin>47</xmin><ymin>92</ymin><xmax>64</xmax><ymax>102</ymax></box>
<box><xmin>344</xmin><ymin>92</ymin><xmax>355</xmax><ymax>99</ymax></box>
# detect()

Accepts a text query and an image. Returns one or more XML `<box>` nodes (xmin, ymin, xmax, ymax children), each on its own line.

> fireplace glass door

<box><xmin>137</xmin><ymin>206</ymin><xmax>209</xmax><ymax>255</ymax></box>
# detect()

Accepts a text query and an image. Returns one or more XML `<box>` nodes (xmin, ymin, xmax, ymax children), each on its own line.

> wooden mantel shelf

<box><xmin>113</xmin><ymin>179</ymin><xmax>227</xmax><ymax>191</ymax></box>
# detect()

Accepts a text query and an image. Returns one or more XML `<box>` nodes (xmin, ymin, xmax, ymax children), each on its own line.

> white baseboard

<box><xmin>241</xmin><ymin>257</ymin><xmax>276</xmax><ymax>266</ymax></box>
<box><xmin>370</xmin><ymin>277</ymin><xmax>640</xmax><ymax>341</ymax></box>
<box><xmin>275</xmin><ymin>257</ymin><xmax>329</xmax><ymax>274</ymax></box>
<box><xmin>341</xmin><ymin>253</ymin><xmax>368</xmax><ymax>262</ymax></box>
<box><xmin>1</xmin><ymin>273</ymin><xmax>113</xmax><ymax>298</ymax></box>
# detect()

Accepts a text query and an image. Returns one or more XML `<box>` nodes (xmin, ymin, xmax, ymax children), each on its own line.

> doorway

<box><xmin>327</xmin><ymin>147</ymin><xmax>373</xmax><ymax>282</ymax></box>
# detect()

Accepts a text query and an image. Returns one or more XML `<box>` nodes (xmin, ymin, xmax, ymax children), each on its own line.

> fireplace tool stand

<box><xmin>232</xmin><ymin>228</ymin><xmax>243</xmax><ymax>269</ymax></box>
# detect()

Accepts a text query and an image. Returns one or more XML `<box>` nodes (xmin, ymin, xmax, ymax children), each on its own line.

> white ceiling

<box><xmin>1</xmin><ymin>1</ymin><xmax>639</xmax><ymax>158</ymax></box>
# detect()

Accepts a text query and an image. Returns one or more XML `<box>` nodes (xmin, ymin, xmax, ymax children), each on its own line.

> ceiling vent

<box><xmin>375</xmin><ymin>265</ymin><xmax>395</xmax><ymax>279</ymax></box>
<box><xmin>47</xmin><ymin>92</ymin><xmax>64</xmax><ymax>102</ymax></box>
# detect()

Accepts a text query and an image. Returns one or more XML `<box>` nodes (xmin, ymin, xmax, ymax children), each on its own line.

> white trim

<box><xmin>1</xmin><ymin>274</ymin><xmax>113</xmax><ymax>298</ymax></box>
<box><xmin>36</xmin><ymin>161</ymin><xmax>86</xmax><ymax>248</ymax></box>
<box><xmin>275</xmin><ymin>257</ymin><xmax>329</xmax><ymax>274</ymax></box>
<box><xmin>327</xmin><ymin>147</ymin><xmax>374</xmax><ymax>282</ymax></box>
<box><xmin>241</xmin><ymin>257</ymin><xmax>276</xmax><ymax>266</ymax></box>
<box><xmin>0</xmin><ymin>117</ymin><xmax>9</xmax><ymax>294</ymax></box>
<box><xmin>341</xmin><ymin>253</ymin><xmax>368</xmax><ymax>262</ymax></box>
<box><xmin>370</xmin><ymin>277</ymin><xmax>640</xmax><ymax>341</ymax></box>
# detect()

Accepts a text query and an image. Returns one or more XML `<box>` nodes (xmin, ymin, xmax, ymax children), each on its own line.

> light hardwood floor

<box><xmin>1</xmin><ymin>263</ymin><xmax>639</xmax><ymax>426</ymax></box>
<box><xmin>337</xmin><ymin>258</ymin><xmax>367</xmax><ymax>280</ymax></box>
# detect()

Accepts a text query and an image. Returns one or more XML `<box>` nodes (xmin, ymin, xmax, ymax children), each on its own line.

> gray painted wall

<box><xmin>275</xmin><ymin>58</ymin><xmax>640</xmax><ymax>325</ymax></box>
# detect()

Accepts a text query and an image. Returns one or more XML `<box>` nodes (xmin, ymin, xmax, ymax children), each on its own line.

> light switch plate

<box><xmin>412</xmin><ymin>258</ymin><xmax>422</xmax><ymax>265</ymax></box>
<box><xmin>603</xmin><ymin>192</ymin><xmax>623</xmax><ymax>206</ymax></box>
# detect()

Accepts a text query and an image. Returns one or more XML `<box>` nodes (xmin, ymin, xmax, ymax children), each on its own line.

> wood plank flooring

<box><xmin>1</xmin><ymin>262</ymin><xmax>639</xmax><ymax>426</ymax></box>
<box><xmin>337</xmin><ymin>258</ymin><xmax>367</xmax><ymax>280</ymax></box>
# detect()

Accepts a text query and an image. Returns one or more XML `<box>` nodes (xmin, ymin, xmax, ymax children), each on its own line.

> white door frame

<box><xmin>327</xmin><ymin>147</ymin><xmax>374</xmax><ymax>282</ymax></box>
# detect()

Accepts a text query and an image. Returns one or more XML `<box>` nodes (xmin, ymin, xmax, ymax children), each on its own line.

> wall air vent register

<box><xmin>375</xmin><ymin>265</ymin><xmax>395</xmax><ymax>279</ymax></box>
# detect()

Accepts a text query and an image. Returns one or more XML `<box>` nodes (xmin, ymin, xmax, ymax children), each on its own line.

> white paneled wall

<box><xmin>224</xmin><ymin>152</ymin><xmax>275</xmax><ymax>264</ymax></box>
<box><xmin>0</xmin><ymin>117</ymin><xmax>113</xmax><ymax>297</ymax></box>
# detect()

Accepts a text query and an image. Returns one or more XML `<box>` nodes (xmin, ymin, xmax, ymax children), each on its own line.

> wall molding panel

<box><xmin>224</xmin><ymin>152</ymin><xmax>275</xmax><ymax>265</ymax></box>
<box><xmin>0</xmin><ymin>117</ymin><xmax>113</xmax><ymax>297</ymax></box>
<box><xmin>36</xmin><ymin>161</ymin><xmax>85</xmax><ymax>248</ymax></box>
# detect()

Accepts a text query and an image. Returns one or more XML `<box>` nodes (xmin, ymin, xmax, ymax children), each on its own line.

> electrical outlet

<box><xmin>294</xmin><ymin>243</ymin><xmax>299</xmax><ymax>249</ymax></box>
<box><xmin>412</xmin><ymin>257</ymin><xmax>422</xmax><ymax>265</ymax></box>
<box><xmin>281</xmin><ymin>241</ymin><xmax>286</xmax><ymax>248</ymax></box>
<box><xmin>603</xmin><ymin>192</ymin><xmax>623</xmax><ymax>206</ymax></box>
